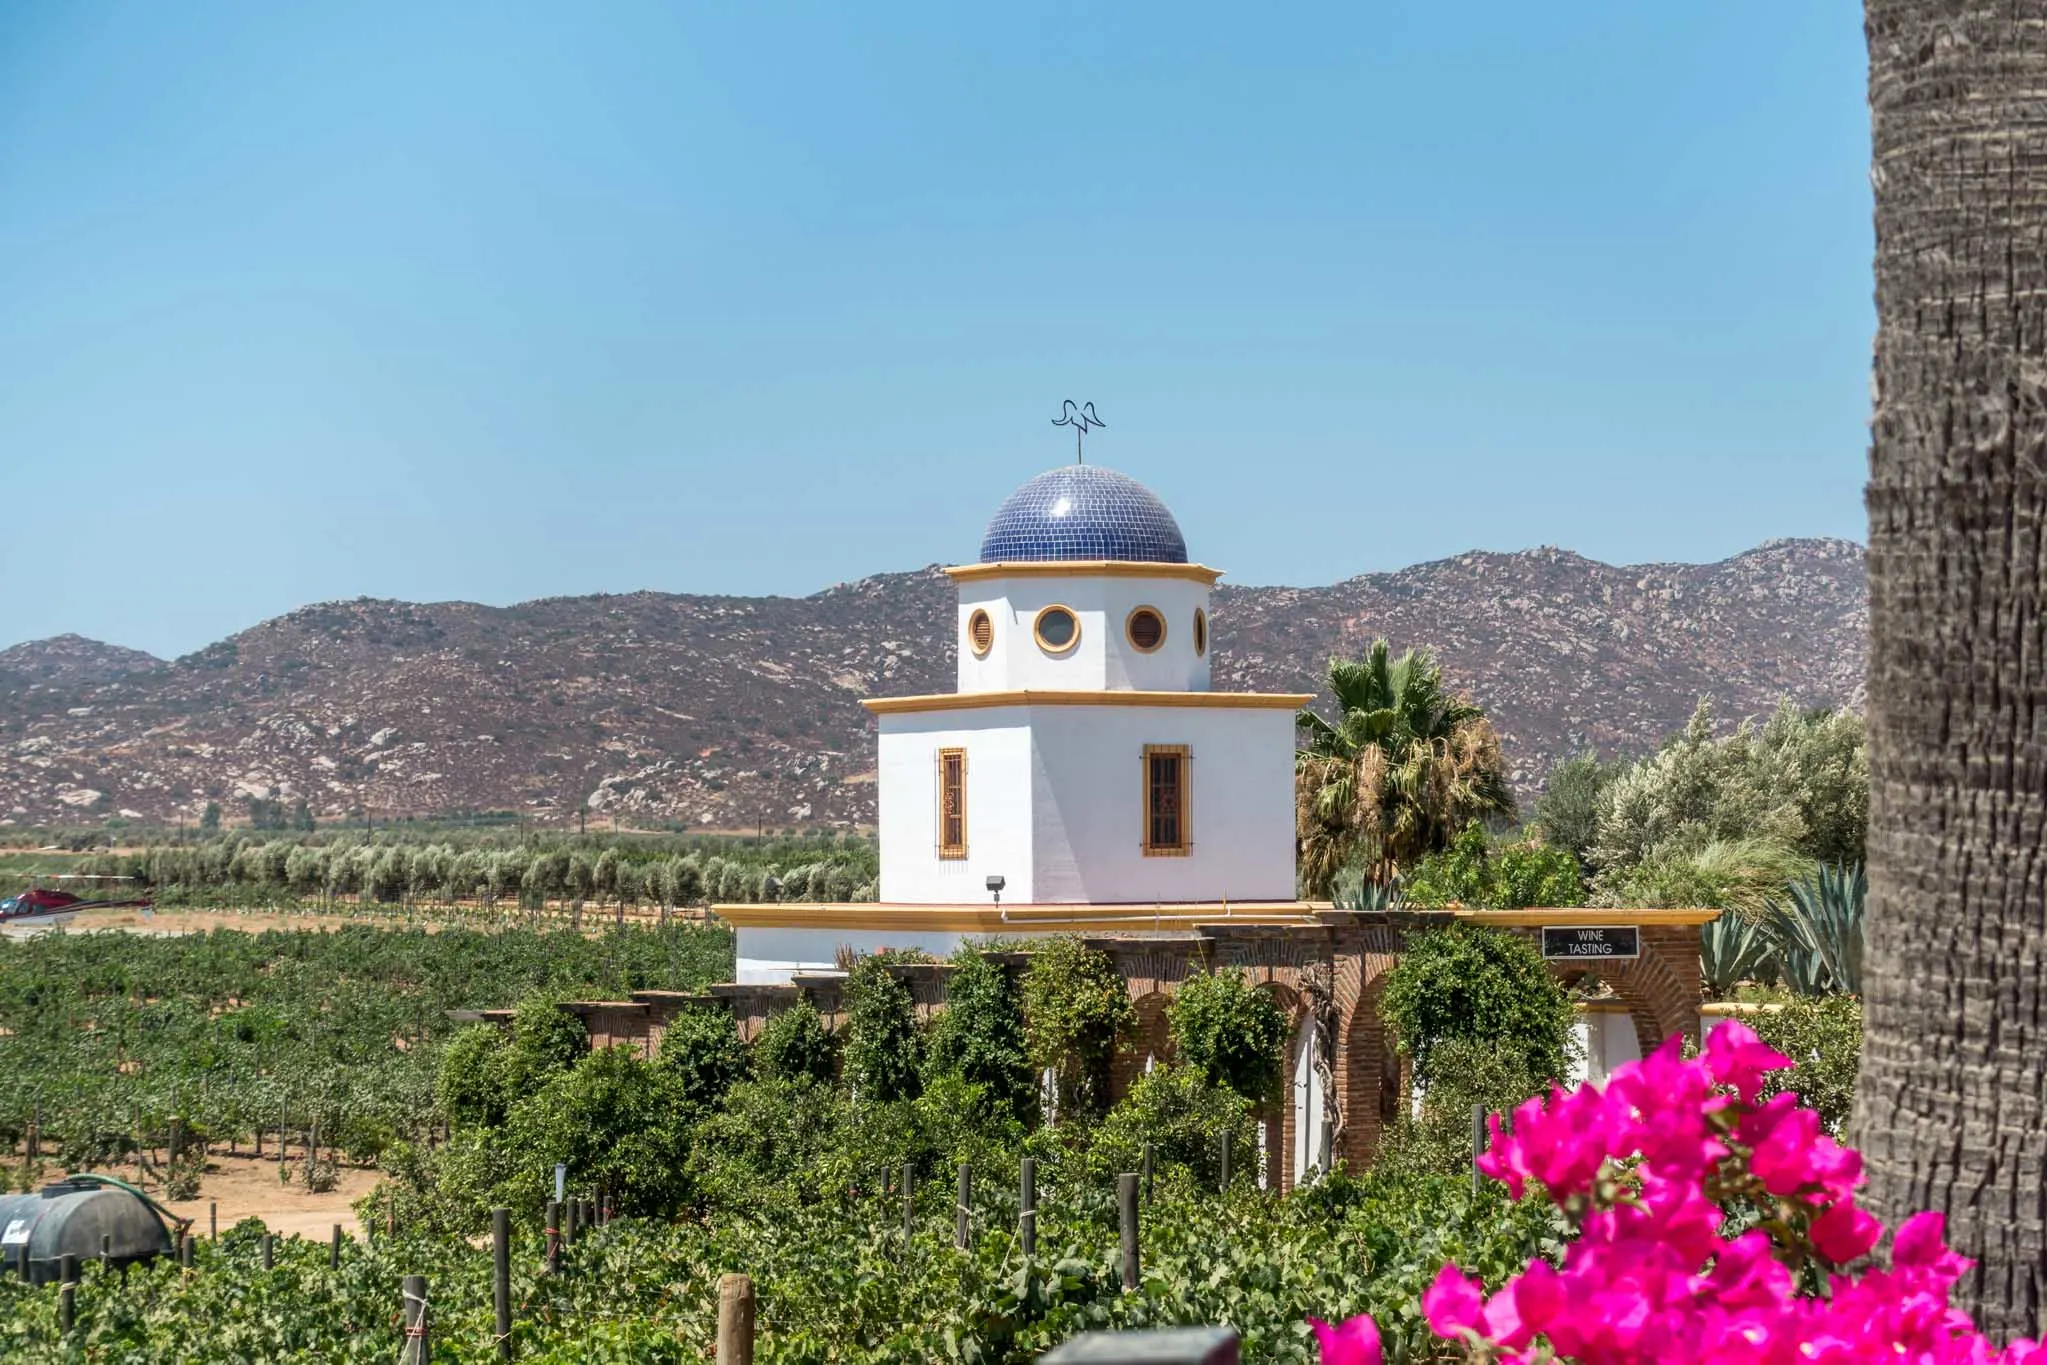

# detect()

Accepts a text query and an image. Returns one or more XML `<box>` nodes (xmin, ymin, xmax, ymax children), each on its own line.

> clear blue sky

<box><xmin>0</xmin><ymin>2</ymin><xmax>1871</xmax><ymax>660</ymax></box>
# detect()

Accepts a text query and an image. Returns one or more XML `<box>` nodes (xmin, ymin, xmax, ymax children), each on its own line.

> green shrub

<box><xmin>844</xmin><ymin>956</ymin><xmax>922</xmax><ymax>1104</ymax></box>
<box><xmin>689</xmin><ymin>1074</ymin><xmax>850</xmax><ymax>1211</ymax></box>
<box><xmin>501</xmin><ymin>993</ymin><xmax>590</xmax><ymax>1095</ymax></box>
<box><xmin>1373</xmin><ymin>1037</ymin><xmax>1544</xmax><ymax>1183</ymax></box>
<box><xmin>1746</xmin><ymin>996</ymin><xmax>1861</xmax><ymax>1136</ymax></box>
<box><xmin>1165</xmin><ymin>969</ymin><xmax>1287</xmax><ymax>1105</ymax></box>
<box><xmin>1021</xmin><ymin>937</ymin><xmax>1134</xmax><ymax>1123</ymax></box>
<box><xmin>1402</xmin><ymin>824</ymin><xmax>1586</xmax><ymax>909</ymax></box>
<box><xmin>924</xmin><ymin>946</ymin><xmax>1036</xmax><ymax>1130</ymax></box>
<box><xmin>505</xmin><ymin>1044</ymin><xmax>695</xmax><ymax>1217</ymax></box>
<box><xmin>436</xmin><ymin>1023</ymin><xmax>510</xmax><ymax>1129</ymax></box>
<box><xmin>656</xmin><ymin>1006</ymin><xmax>751</xmax><ymax>1109</ymax></box>
<box><xmin>1087</xmin><ymin>1065</ymin><xmax>1255</xmax><ymax>1189</ymax></box>
<box><xmin>1380</xmin><ymin>924</ymin><xmax>1575</xmax><ymax>1087</ymax></box>
<box><xmin>1532</xmin><ymin>753</ymin><xmax>1621</xmax><ymax>868</ymax></box>
<box><xmin>755</xmin><ymin>1000</ymin><xmax>837</xmax><ymax>1085</ymax></box>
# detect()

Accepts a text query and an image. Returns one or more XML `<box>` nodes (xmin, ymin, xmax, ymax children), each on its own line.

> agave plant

<box><xmin>1765</xmin><ymin>862</ymin><xmax>1866</xmax><ymax>997</ymax></box>
<box><xmin>1330</xmin><ymin>864</ymin><xmax>1403</xmax><ymax>914</ymax></box>
<box><xmin>1699</xmin><ymin>909</ymin><xmax>1776</xmax><ymax>999</ymax></box>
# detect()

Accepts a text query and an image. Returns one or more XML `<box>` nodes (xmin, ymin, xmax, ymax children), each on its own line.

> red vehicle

<box><xmin>0</xmin><ymin>887</ymin><xmax>152</xmax><ymax>927</ymax></box>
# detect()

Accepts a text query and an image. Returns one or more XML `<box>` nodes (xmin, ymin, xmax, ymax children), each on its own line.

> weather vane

<box><xmin>1052</xmin><ymin>399</ymin><xmax>1106</xmax><ymax>463</ymax></box>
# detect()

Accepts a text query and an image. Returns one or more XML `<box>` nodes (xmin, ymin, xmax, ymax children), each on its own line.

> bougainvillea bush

<box><xmin>1312</xmin><ymin>1021</ymin><xmax>2041</xmax><ymax>1365</ymax></box>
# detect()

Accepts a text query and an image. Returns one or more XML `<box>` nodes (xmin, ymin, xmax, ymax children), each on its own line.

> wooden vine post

<box><xmin>1020</xmin><ymin>1157</ymin><xmax>1037</xmax><ymax>1258</ymax></box>
<box><xmin>716</xmin><ymin>1273</ymin><xmax>755</xmax><ymax>1365</ymax></box>
<box><xmin>544</xmin><ymin>1201</ymin><xmax>560</xmax><ymax>1275</ymax></box>
<box><xmin>955</xmin><ymin>1166</ymin><xmax>972</xmax><ymax>1250</ymax></box>
<box><xmin>901</xmin><ymin>1163</ymin><xmax>915</xmax><ymax>1249</ymax></box>
<box><xmin>401</xmin><ymin>1273</ymin><xmax>430</xmax><ymax>1365</ymax></box>
<box><xmin>1118</xmin><ymin>1173</ymin><xmax>1141</xmax><ymax>1292</ymax></box>
<box><xmin>331</xmin><ymin>1224</ymin><xmax>343</xmax><ymax>1271</ymax></box>
<box><xmin>57</xmin><ymin>1253</ymin><xmax>77</xmax><ymax>1333</ymax></box>
<box><xmin>491</xmin><ymin>1207</ymin><xmax>513</xmax><ymax>1361</ymax></box>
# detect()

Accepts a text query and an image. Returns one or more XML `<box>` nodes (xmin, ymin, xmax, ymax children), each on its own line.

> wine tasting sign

<box><xmin>1539</xmin><ymin>925</ymin><xmax>1641</xmax><ymax>961</ymax></box>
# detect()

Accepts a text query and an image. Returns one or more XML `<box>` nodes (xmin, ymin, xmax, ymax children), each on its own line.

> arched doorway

<box><xmin>1290</xmin><ymin>1011</ymin><xmax>1329</xmax><ymax>1181</ymax></box>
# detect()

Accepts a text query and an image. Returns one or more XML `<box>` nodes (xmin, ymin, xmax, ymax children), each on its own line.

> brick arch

<box><xmin>1110</xmin><ymin>990</ymin><xmax>1178</xmax><ymax>1102</ymax></box>
<box><xmin>1599</xmin><ymin>948</ymin><xmax>1701</xmax><ymax>1055</ymax></box>
<box><xmin>1336</xmin><ymin>967</ymin><xmax>1398</xmax><ymax>1170</ymax></box>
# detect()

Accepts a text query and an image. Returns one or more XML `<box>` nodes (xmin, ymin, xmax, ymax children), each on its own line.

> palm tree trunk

<box><xmin>1858</xmin><ymin>0</ymin><xmax>2047</xmax><ymax>1339</ymax></box>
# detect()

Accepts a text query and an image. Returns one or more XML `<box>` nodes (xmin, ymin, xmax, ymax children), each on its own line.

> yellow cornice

<box><xmin>862</xmin><ymin>689</ymin><xmax>1313</xmax><ymax>715</ymax></box>
<box><xmin>713</xmin><ymin>901</ymin><xmax>1317</xmax><ymax>932</ymax></box>
<box><xmin>946</xmin><ymin>561</ymin><xmax>1225</xmax><ymax>586</ymax></box>
<box><xmin>1446</xmin><ymin>907</ymin><xmax>1723</xmax><ymax>927</ymax></box>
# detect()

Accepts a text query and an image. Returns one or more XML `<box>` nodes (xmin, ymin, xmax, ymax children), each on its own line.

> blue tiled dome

<box><xmin>978</xmin><ymin>466</ymin><xmax>1188</xmax><ymax>564</ymax></box>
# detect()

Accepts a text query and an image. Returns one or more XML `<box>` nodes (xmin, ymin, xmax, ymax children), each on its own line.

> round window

<box><xmin>967</xmin><ymin>609</ymin><xmax>994</xmax><ymax>657</ymax></box>
<box><xmin>1033</xmin><ymin>605</ymin><xmax>1080</xmax><ymax>655</ymax></box>
<box><xmin>1193</xmin><ymin>607</ymin><xmax>1208</xmax><ymax>657</ymax></box>
<box><xmin>1126</xmin><ymin>606</ymin><xmax>1166</xmax><ymax>652</ymax></box>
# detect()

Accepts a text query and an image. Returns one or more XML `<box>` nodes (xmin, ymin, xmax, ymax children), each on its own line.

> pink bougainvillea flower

<box><xmin>1318</xmin><ymin>1030</ymin><xmax>2044</xmax><ymax>1365</ymax></box>
<box><xmin>1809</xmin><ymin>1200</ymin><xmax>1883</xmax><ymax>1264</ymax></box>
<box><xmin>1702</xmin><ymin>1019</ymin><xmax>1791</xmax><ymax>1102</ymax></box>
<box><xmin>1892</xmin><ymin>1211</ymin><xmax>1974</xmax><ymax>1282</ymax></box>
<box><xmin>1477</xmin><ymin>1081</ymin><xmax>1614</xmax><ymax>1200</ymax></box>
<box><xmin>1422</xmin><ymin>1264</ymin><xmax>1487</xmax><ymax>1338</ymax></box>
<box><xmin>1309</xmin><ymin>1314</ymin><xmax>1382</xmax><ymax>1365</ymax></box>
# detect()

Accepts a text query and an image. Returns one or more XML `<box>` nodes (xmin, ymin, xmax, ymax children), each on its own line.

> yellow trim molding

<box><xmin>714</xmin><ymin>901</ymin><xmax>1318</xmax><ymax>931</ymax></box>
<box><xmin>863</xmin><ymin>689</ymin><xmax>1314</xmax><ymax>715</ymax></box>
<box><xmin>947</xmin><ymin>561</ymin><xmax>1225</xmax><ymax>586</ymax></box>
<box><xmin>1444</xmin><ymin>907</ymin><xmax>1723</xmax><ymax>927</ymax></box>
<box><xmin>1033</xmin><ymin>603</ymin><xmax>1081</xmax><ymax>655</ymax></box>
<box><xmin>1124</xmin><ymin>604</ymin><xmax>1167</xmax><ymax>653</ymax></box>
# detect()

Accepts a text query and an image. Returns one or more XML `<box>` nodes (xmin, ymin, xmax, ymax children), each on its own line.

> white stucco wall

<box><xmin>955</xmin><ymin>574</ymin><xmax>1213</xmax><ymax>694</ymax></box>
<box><xmin>876</xmin><ymin>712</ymin><xmax>1036</xmax><ymax>903</ymax></box>
<box><xmin>736</xmin><ymin>928</ymin><xmax>966</xmax><ymax>984</ymax></box>
<box><xmin>875</xmin><ymin>701</ymin><xmax>1297</xmax><ymax>906</ymax></box>
<box><xmin>1028</xmin><ymin>703</ymin><xmax>1297</xmax><ymax>903</ymax></box>
<box><xmin>1567</xmin><ymin>1005</ymin><xmax>1645</xmax><ymax>1087</ymax></box>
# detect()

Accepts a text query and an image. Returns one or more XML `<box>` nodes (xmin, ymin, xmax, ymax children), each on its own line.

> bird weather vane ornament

<box><xmin>1052</xmin><ymin>400</ymin><xmax>1106</xmax><ymax>463</ymax></box>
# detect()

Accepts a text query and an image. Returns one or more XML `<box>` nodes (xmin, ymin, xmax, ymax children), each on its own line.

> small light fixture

<box><xmin>986</xmin><ymin>874</ymin><xmax>1006</xmax><ymax>918</ymax></box>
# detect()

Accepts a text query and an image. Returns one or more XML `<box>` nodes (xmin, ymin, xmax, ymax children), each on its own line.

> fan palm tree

<box><xmin>1857</xmin><ymin>2</ymin><xmax>2047</xmax><ymax>1336</ymax></box>
<box><xmin>1294</xmin><ymin>641</ymin><xmax>1515</xmax><ymax>897</ymax></box>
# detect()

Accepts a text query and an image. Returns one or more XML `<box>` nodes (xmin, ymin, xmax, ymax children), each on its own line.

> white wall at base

<box><xmin>1291</xmin><ymin>1015</ymin><xmax>1327</xmax><ymax>1178</ymax></box>
<box><xmin>878</xmin><ymin>712</ymin><xmax>1035</xmax><ymax>904</ymax></box>
<box><xmin>1567</xmin><ymin>1005</ymin><xmax>1645</xmax><ymax>1087</ymax></box>
<box><xmin>956</xmin><ymin>574</ymin><xmax>1213</xmax><ymax>694</ymax></box>
<box><xmin>736</xmin><ymin>926</ymin><xmax>972</xmax><ymax>984</ymax></box>
<box><xmin>1030</xmin><ymin>704</ymin><xmax>1296</xmax><ymax>903</ymax></box>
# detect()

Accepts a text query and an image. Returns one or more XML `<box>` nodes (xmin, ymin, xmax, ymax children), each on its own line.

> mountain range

<box><xmin>0</xmin><ymin>538</ymin><xmax>1868</xmax><ymax>830</ymax></box>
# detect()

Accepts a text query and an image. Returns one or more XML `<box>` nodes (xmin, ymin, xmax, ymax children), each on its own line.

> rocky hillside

<box><xmin>0</xmin><ymin>539</ymin><xmax>1867</xmax><ymax>828</ymax></box>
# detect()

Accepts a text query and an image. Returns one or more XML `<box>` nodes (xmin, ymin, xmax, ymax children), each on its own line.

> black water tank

<box><xmin>0</xmin><ymin>1178</ymin><xmax>177</xmax><ymax>1283</ymax></box>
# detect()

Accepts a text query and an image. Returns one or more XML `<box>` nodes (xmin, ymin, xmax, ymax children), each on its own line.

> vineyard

<box><xmin>0</xmin><ymin>917</ymin><xmax>1577</xmax><ymax>1361</ymax></box>
<box><xmin>0</xmin><ymin>1164</ymin><xmax>1550</xmax><ymax>1363</ymax></box>
<box><xmin>0</xmin><ymin>922</ymin><xmax>733</xmax><ymax>1181</ymax></box>
<box><xmin>27</xmin><ymin>829</ymin><xmax>880</xmax><ymax>913</ymax></box>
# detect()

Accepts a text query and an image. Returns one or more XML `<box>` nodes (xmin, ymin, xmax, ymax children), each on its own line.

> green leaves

<box><xmin>1380</xmin><ymin>924</ymin><xmax>1576</xmax><ymax>1089</ymax></box>
<box><xmin>843</xmin><ymin>957</ymin><xmax>922</xmax><ymax>1104</ymax></box>
<box><xmin>1020</xmin><ymin>939</ymin><xmax>1133</xmax><ymax>1123</ymax></box>
<box><xmin>1165</xmin><ymin>970</ymin><xmax>1287</xmax><ymax>1106</ymax></box>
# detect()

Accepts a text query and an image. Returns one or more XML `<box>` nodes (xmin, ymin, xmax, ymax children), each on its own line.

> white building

<box><xmin>734</xmin><ymin>464</ymin><xmax>1312</xmax><ymax>982</ymax></box>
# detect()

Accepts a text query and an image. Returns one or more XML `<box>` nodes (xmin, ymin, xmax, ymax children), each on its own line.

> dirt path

<box><xmin>79</xmin><ymin>1153</ymin><xmax>383</xmax><ymax>1241</ymax></box>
